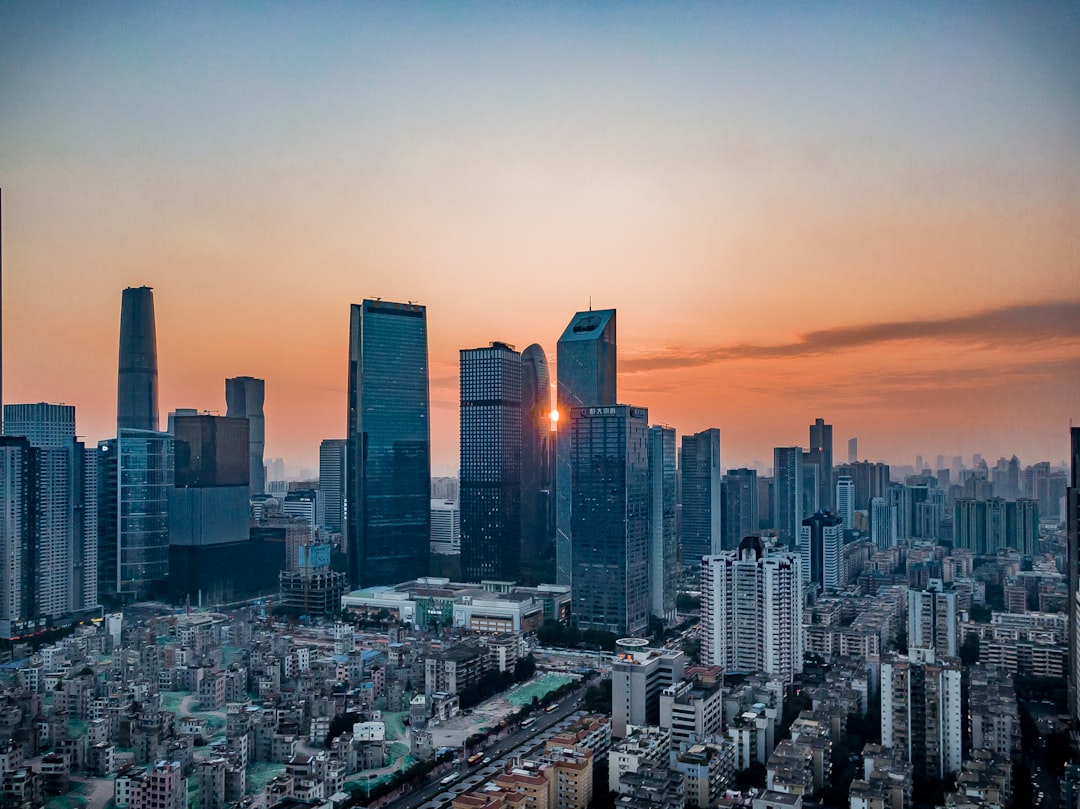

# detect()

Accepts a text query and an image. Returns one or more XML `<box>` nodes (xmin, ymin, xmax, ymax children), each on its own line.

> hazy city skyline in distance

<box><xmin>3</xmin><ymin>4</ymin><xmax>1078</xmax><ymax>473</ymax></box>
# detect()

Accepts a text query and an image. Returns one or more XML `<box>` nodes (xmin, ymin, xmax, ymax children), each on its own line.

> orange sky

<box><xmin>2</xmin><ymin>4</ymin><xmax>1078</xmax><ymax>473</ymax></box>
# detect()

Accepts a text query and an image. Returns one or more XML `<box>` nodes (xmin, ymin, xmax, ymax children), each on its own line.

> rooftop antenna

<box><xmin>588</xmin><ymin>296</ymin><xmax>592</xmax><ymax>312</ymax></box>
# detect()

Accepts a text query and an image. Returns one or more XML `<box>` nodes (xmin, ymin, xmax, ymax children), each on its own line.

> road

<box><xmin>394</xmin><ymin>679</ymin><xmax>596</xmax><ymax>809</ymax></box>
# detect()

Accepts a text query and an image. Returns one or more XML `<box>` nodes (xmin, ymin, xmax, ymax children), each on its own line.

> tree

<box><xmin>514</xmin><ymin>654</ymin><xmax>537</xmax><ymax>682</ymax></box>
<box><xmin>325</xmin><ymin>711</ymin><xmax>361</xmax><ymax>748</ymax></box>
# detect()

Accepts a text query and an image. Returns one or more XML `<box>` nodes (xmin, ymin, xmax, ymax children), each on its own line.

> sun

<box><xmin>549</xmin><ymin>409</ymin><xmax>560</xmax><ymax>424</ymax></box>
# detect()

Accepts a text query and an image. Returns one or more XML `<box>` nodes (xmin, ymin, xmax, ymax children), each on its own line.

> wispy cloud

<box><xmin>622</xmin><ymin>299</ymin><xmax>1080</xmax><ymax>373</ymax></box>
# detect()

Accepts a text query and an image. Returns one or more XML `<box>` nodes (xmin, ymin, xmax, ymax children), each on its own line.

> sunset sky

<box><xmin>2</xmin><ymin>2</ymin><xmax>1078</xmax><ymax>474</ymax></box>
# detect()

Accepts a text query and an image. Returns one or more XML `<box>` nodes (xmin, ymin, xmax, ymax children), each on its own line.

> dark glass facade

<box><xmin>520</xmin><ymin>344</ymin><xmax>553</xmax><ymax>560</ymax></box>
<box><xmin>721</xmin><ymin>467</ymin><xmax>758</xmax><ymax>551</ymax></box>
<box><xmin>173</xmin><ymin>415</ymin><xmax>250</xmax><ymax>488</ymax></box>
<box><xmin>555</xmin><ymin>309</ymin><xmax>616</xmax><ymax>586</ymax></box>
<box><xmin>460</xmin><ymin>342</ymin><xmax>522</xmax><ymax>583</ymax></box>
<box><xmin>773</xmin><ymin>446</ymin><xmax>803</xmax><ymax>547</ymax></box>
<box><xmin>225</xmin><ymin>376</ymin><xmax>266</xmax><ymax>496</ymax></box>
<box><xmin>117</xmin><ymin>286</ymin><xmax>159</xmax><ymax>433</ymax></box>
<box><xmin>680</xmin><ymin>428</ymin><xmax>721</xmax><ymax>564</ymax></box>
<box><xmin>807</xmin><ymin>418</ymin><xmax>833</xmax><ymax>512</ymax></box>
<box><xmin>347</xmin><ymin>300</ymin><xmax>430</xmax><ymax>588</ymax></box>
<box><xmin>98</xmin><ymin>429</ymin><xmax>173</xmax><ymax>600</ymax></box>
<box><xmin>570</xmin><ymin>404</ymin><xmax>649</xmax><ymax>637</ymax></box>
<box><xmin>648</xmin><ymin>425</ymin><xmax>678</xmax><ymax>622</ymax></box>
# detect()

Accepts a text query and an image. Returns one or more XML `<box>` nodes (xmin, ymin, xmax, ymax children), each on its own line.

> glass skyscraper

<box><xmin>570</xmin><ymin>404</ymin><xmax>649</xmax><ymax>637</ymax></box>
<box><xmin>460</xmin><ymin>342</ymin><xmax>522</xmax><ymax>583</ymax></box>
<box><xmin>98</xmin><ymin>428</ymin><xmax>173</xmax><ymax>600</ymax></box>
<box><xmin>117</xmin><ymin>286</ymin><xmax>160</xmax><ymax>433</ymax></box>
<box><xmin>347</xmin><ymin>300</ymin><xmax>430</xmax><ymax>588</ymax></box>
<box><xmin>680</xmin><ymin>428</ymin><xmax>722</xmax><ymax>564</ymax></box>
<box><xmin>648</xmin><ymin>425</ymin><xmax>678</xmax><ymax>623</ymax></box>
<box><xmin>721</xmin><ymin>467</ymin><xmax>759</xmax><ymax>551</ymax></box>
<box><xmin>520</xmin><ymin>343</ymin><xmax>553</xmax><ymax>561</ymax></box>
<box><xmin>555</xmin><ymin>308</ymin><xmax>616</xmax><ymax>586</ymax></box>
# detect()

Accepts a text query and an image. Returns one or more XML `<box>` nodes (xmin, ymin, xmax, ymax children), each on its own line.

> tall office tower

<box><xmin>570</xmin><ymin>405</ymin><xmax>649</xmax><ymax>636</ymax></box>
<box><xmin>168</xmin><ymin>414</ymin><xmax>251</xmax><ymax>601</ymax></box>
<box><xmin>870</xmin><ymin>497</ymin><xmax>890</xmax><ymax>549</ymax></box>
<box><xmin>807</xmin><ymin>418</ymin><xmax>833</xmax><ymax>511</ymax></box>
<box><xmin>460</xmin><ymin>342</ymin><xmax>522</xmax><ymax>583</ymax></box>
<box><xmin>701</xmin><ymin>538</ymin><xmax>804</xmax><ymax>684</ymax></box>
<box><xmin>833</xmin><ymin>461</ymin><xmax>891</xmax><ymax>512</ymax></box>
<box><xmin>720</xmin><ymin>468</ymin><xmax>758</xmax><ymax>551</ymax></box>
<box><xmin>98</xmin><ymin>429</ymin><xmax>173</xmax><ymax>601</ymax></box>
<box><xmin>836</xmin><ymin>476</ymin><xmax>854</xmax><ymax>530</ymax></box>
<box><xmin>1068</xmin><ymin>428</ymin><xmax>1080</xmax><ymax>727</ymax></box>
<box><xmin>907</xmin><ymin>580</ymin><xmax>958</xmax><ymax>657</ymax></box>
<box><xmin>773</xmin><ymin>447</ymin><xmax>803</xmax><ymax>547</ymax></box>
<box><xmin>555</xmin><ymin>308</ymin><xmax>616</xmax><ymax>586</ymax></box>
<box><xmin>848</xmin><ymin>437</ymin><xmax>858</xmax><ymax>464</ymax></box>
<box><xmin>881</xmin><ymin>648</ymin><xmax>962</xmax><ymax>781</ymax></box>
<box><xmin>520</xmin><ymin>343</ymin><xmax>553</xmax><ymax>560</ymax></box>
<box><xmin>800</xmin><ymin>510</ymin><xmax>844</xmax><ymax>592</ymax></box>
<box><xmin>648</xmin><ymin>425</ymin><xmax>677</xmax><ymax>623</ymax></box>
<box><xmin>757</xmin><ymin>476</ymin><xmax>774</xmax><ymax>531</ymax></box>
<box><xmin>225</xmin><ymin>376</ymin><xmax>266</xmax><ymax>497</ymax></box>
<box><xmin>346</xmin><ymin>300</ymin><xmax>430</xmax><ymax>588</ymax></box>
<box><xmin>801</xmin><ymin>452</ymin><xmax>820</xmax><ymax>524</ymax></box>
<box><xmin>1005</xmin><ymin>498</ymin><xmax>1039</xmax><ymax>556</ymax></box>
<box><xmin>116</xmin><ymin>286</ymin><xmax>159</xmax><ymax>432</ymax></box>
<box><xmin>318</xmin><ymin>439</ymin><xmax>347</xmax><ymax>533</ymax></box>
<box><xmin>0</xmin><ymin>404</ymin><xmax>98</xmax><ymax>636</ymax></box>
<box><xmin>430</xmin><ymin>499</ymin><xmax>460</xmax><ymax>556</ymax></box>
<box><xmin>681</xmin><ymin>429</ymin><xmax>722</xmax><ymax>563</ymax></box>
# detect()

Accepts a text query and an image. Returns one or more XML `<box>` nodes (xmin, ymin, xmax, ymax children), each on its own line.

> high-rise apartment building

<box><xmin>800</xmin><ymin>510</ymin><xmax>844</xmax><ymax>591</ymax></box>
<box><xmin>773</xmin><ymin>447</ymin><xmax>803</xmax><ymax>547</ymax></box>
<box><xmin>98</xmin><ymin>429</ymin><xmax>173</xmax><ymax>601</ymax></box>
<box><xmin>836</xmin><ymin>475</ymin><xmax>854</xmax><ymax>530</ymax></box>
<box><xmin>346</xmin><ymin>300</ymin><xmax>431</xmax><ymax>588</ymax></box>
<box><xmin>907</xmin><ymin>580</ymin><xmax>958</xmax><ymax>657</ymax></box>
<box><xmin>570</xmin><ymin>405</ymin><xmax>649</xmax><ymax>637</ymax></box>
<box><xmin>869</xmin><ymin>497</ymin><xmax>890</xmax><ymax>549</ymax></box>
<box><xmin>460</xmin><ymin>342</ymin><xmax>522</xmax><ymax>583</ymax></box>
<box><xmin>225</xmin><ymin>376</ymin><xmax>265</xmax><ymax>496</ymax></box>
<box><xmin>807</xmin><ymin>418</ymin><xmax>833</xmax><ymax>512</ymax></box>
<box><xmin>520</xmin><ymin>343</ymin><xmax>553</xmax><ymax>560</ymax></box>
<box><xmin>116</xmin><ymin>286</ymin><xmax>159</xmax><ymax>433</ymax></box>
<box><xmin>556</xmin><ymin>309</ymin><xmax>617</xmax><ymax>586</ymax></box>
<box><xmin>681</xmin><ymin>429</ymin><xmax>722</xmax><ymax>564</ymax></box>
<box><xmin>954</xmin><ymin>497</ymin><xmax>1039</xmax><ymax>555</ymax></box>
<box><xmin>833</xmin><ymin>461</ymin><xmax>891</xmax><ymax>513</ymax></box>
<box><xmin>648</xmin><ymin>425</ymin><xmax>678</xmax><ymax>623</ymax></box>
<box><xmin>720</xmin><ymin>468</ymin><xmax>758</xmax><ymax>551</ymax></box>
<box><xmin>881</xmin><ymin>648</ymin><xmax>962</xmax><ymax>781</ymax></box>
<box><xmin>701</xmin><ymin>538</ymin><xmax>804</xmax><ymax>684</ymax></box>
<box><xmin>0</xmin><ymin>404</ymin><xmax>98</xmax><ymax>637</ymax></box>
<box><xmin>318</xmin><ymin>439</ymin><xmax>347</xmax><ymax>533</ymax></box>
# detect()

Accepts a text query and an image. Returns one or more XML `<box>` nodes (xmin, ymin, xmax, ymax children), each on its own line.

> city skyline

<box><xmin>2</xmin><ymin>4</ymin><xmax>1078</xmax><ymax>472</ymax></box>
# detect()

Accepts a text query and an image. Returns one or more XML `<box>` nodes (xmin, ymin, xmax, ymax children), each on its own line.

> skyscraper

<box><xmin>116</xmin><ymin>286</ymin><xmax>159</xmax><ymax>433</ymax></box>
<box><xmin>318</xmin><ymin>439</ymin><xmax>347</xmax><ymax>533</ymax></box>
<box><xmin>460</xmin><ymin>342</ymin><xmax>522</xmax><ymax>583</ymax></box>
<box><xmin>346</xmin><ymin>300</ymin><xmax>430</xmax><ymax>588</ymax></box>
<box><xmin>836</xmin><ymin>475</ymin><xmax>854</xmax><ymax>530</ymax></box>
<box><xmin>800</xmin><ymin>510</ymin><xmax>844</xmax><ymax>592</ymax></box>
<box><xmin>848</xmin><ymin>437</ymin><xmax>858</xmax><ymax>464</ymax></box>
<box><xmin>807</xmin><ymin>418</ymin><xmax>833</xmax><ymax>512</ymax></box>
<box><xmin>1068</xmin><ymin>427</ymin><xmax>1080</xmax><ymax>726</ymax></box>
<box><xmin>167</xmin><ymin>413</ymin><xmax>251</xmax><ymax>602</ymax></box>
<box><xmin>681</xmin><ymin>429</ymin><xmax>722</xmax><ymax>564</ymax></box>
<box><xmin>701</xmin><ymin>538</ymin><xmax>804</xmax><ymax>683</ymax></box>
<box><xmin>520</xmin><ymin>343</ymin><xmax>553</xmax><ymax>560</ymax></box>
<box><xmin>0</xmin><ymin>403</ymin><xmax>98</xmax><ymax>637</ymax></box>
<box><xmin>225</xmin><ymin>376</ymin><xmax>266</xmax><ymax>496</ymax></box>
<box><xmin>555</xmin><ymin>308</ymin><xmax>616</xmax><ymax>586</ymax></box>
<box><xmin>773</xmin><ymin>447</ymin><xmax>803</xmax><ymax>547</ymax></box>
<box><xmin>570</xmin><ymin>404</ymin><xmax>649</xmax><ymax>636</ymax></box>
<box><xmin>97</xmin><ymin>428</ymin><xmax>173</xmax><ymax>601</ymax></box>
<box><xmin>720</xmin><ymin>468</ymin><xmax>758</xmax><ymax>551</ymax></box>
<box><xmin>648</xmin><ymin>425</ymin><xmax>678</xmax><ymax>623</ymax></box>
